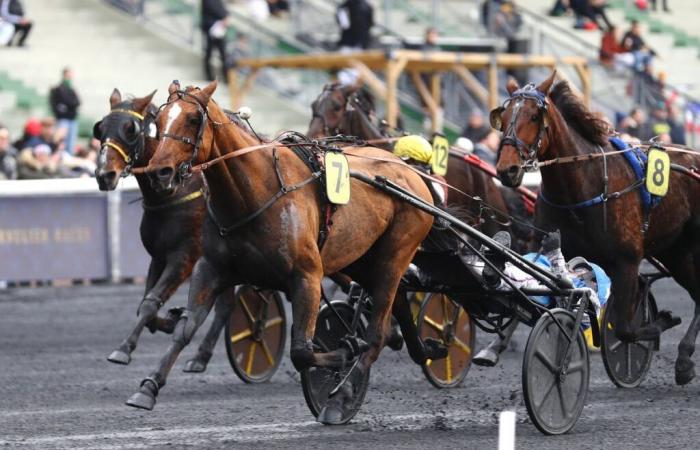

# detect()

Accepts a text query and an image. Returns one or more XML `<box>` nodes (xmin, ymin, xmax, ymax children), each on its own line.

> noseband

<box><xmin>157</xmin><ymin>85</ymin><xmax>212</xmax><ymax>180</ymax></box>
<box><xmin>497</xmin><ymin>85</ymin><xmax>548</xmax><ymax>172</ymax></box>
<box><xmin>96</xmin><ymin>108</ymin><xmax>153</xmax><ymax>177</ymax></box>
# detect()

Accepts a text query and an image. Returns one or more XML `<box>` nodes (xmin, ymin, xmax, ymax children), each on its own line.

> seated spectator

<box><xmin>0</xmin><ymin>0</ymin><xmax>31</xmax><ymax>47</ymax></box>
<box><xmin>599</xmin><ymin>25</ymin><xmax>623</xmax><ymax>66</ymax></box>
<box><xmin>549</xmin><ymin>0</ymin><xmax>570</xmax><ymax>17</ymax></box>
<box><xmin>571</xmin><ymin>0</ymin><xmax>613</xmax><ymax>31</ymax></box>
<box><xmin>267</xmin><ymin>0</ymin><xmax>289</xmax><ymax>16</ymax></box>
<box><xmin>618</xmin><ymin>107</ymin><xmax>646</xmax><ymax>139</ymax></box>
<box><xmin>667</xmin><ymin>105</ymin><xmax>686</xmax><ymax>145</ymax></box>
<box><xmin>489</xmin><ymin>1</ymin><xmax>522</xmax><ymax>40</ymax></box>
<box><xmin>17</xmin><ymin>144</ymin><xmax>61</xmax><ymax>179</ymax></box>
<box><xmin>13</xmin><ymin>117</ymin><xmax>41</xmax><ymax>150</ymax></box>
<box><xmin>472</xmin><ymin>127</ymin><xmax>500</xmax><ymax>166</ymax></box>
<box><xmin>461</xmin><ymin>111</ymin><xmax>487</xmax><ymax>142</ymax></box>
<box><xmin>0</xmin><ymin>125</ymin><xmax>18</xmax><ymax>180</ymax></box>
<box><xmin>621</xmin><ymin>20</ymin><xmax>656</xmax><ymax>71</ymax></box>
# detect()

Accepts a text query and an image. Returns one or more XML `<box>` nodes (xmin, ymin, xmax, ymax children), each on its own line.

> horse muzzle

<box><xmin>497</xmin><ymin>164</ymin><xmax>525</xmax><ymax>188</ymax></box>
<box><xmin>148</xmin><ymin>166</ymin><xmax>176</xmax><ymax>193</ymax></box>
<box><xmin>96</xmin><ymin>169</ymin><xmax>119</xmax><ymax>191</ymax></box>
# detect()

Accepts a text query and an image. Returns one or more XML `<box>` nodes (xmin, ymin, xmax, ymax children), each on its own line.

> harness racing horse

<box><xmin>93</xmin><ymin>89</ymin><xmax>234</xmax><ymax>373</ymax></box>
<box><xmin>494</xmin><ymin>72</ymin><xmax>700</xmax><ymax>385</ymax></box>
<box><xmin>308</xmin><ymin>83</ymin><xmax>538</xmax><ymax>366</ymax></box>
<box><xmin>125</xmin><ymin>80</ymin><xmax>434</xmax><ymax>422</ymax></box>
<box><xmin>307</xmin><ymin>82</ymin><xmax>533</xmax><ymax>251</ymax></box>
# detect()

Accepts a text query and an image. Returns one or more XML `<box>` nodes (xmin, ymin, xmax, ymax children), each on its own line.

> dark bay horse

<box><xmin>494</xmin><ymin>72</ymin><xmax>700</xmax><ymax>385</ymax></box>
<box><xmin>307</xmin><ymin>82</ymin><xmax>533</xmax><ymax>251</ymax></box>
<box><xmin>126</xmin><ymin>80</ymin><xmax>434</xmax><ymax>422</ymax></box>
<box><xmin>93</xmin><ymin>89</ymin><xmax>234</xmax><ymax>373</ymax></box>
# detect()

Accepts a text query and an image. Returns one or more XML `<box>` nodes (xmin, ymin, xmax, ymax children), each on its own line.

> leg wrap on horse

<box><xmin>290</xmin><ymin>339</ymin><xmax>315</xmax><ymax>372</ymax></box>
<box><xmin>138</xmin><ymin>295</ymin><xmax>164</xmax><ymax>317</ymax></box>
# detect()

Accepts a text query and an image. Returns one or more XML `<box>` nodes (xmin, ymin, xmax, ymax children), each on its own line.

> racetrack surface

<box><xmin>0</xmin><ymin>279</ymin><xmax>698</xmax><ymax>449</ymax></box>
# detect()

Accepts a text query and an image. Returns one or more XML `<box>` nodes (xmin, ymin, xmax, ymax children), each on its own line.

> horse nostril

<box><xmin>99</xmin><ymin>171</ymin><xmax>117</xmax><ymax>182</ymax></box>
<box><xmin>508</xmin><ymin>166</ymin><xmax>519</xmax><ymax>176</ymax></box>
<box><xmin>157</xmin><ymin>167</ymin><xmax>174</xmax><ymax>180</ymax></box>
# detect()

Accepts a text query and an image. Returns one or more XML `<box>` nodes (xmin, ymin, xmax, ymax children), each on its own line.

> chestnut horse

<box><xmin>126</xmin><ymin>80</ymin><xmax>433</xmax><ymax>422</ymax></box>
<box><xmin>494</xmin><ymin>72</ymin><xmax>700</xmax><ymax>385</ymax></box>
<box><xmin>93</xmin><ymin>89</ymin><xmax>233</xmax><ymax>373</ymax></box>
<box><xmin>307</xmin><ymin>82</ymin><xmax>534</xmax><ymax>252</ymax></box>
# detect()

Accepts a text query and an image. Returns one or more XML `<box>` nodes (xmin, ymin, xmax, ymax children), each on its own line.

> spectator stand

<box><xmin>228</xmin><ymin>49</ymin><xmax>590</xmax><ymax>136</ymax></box>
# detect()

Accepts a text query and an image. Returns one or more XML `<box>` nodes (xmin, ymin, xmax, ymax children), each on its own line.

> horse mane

<box><xmin>549</xmin><ymin>81</ymin><xmax>610</xmax><ymax>146</ymax></box>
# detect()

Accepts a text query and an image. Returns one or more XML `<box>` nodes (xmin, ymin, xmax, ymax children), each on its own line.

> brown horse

<box><xmin>307</xmin><ymin>82</ymin><xmax>533</xmax><ymax>252</ymax></box>
<box><xmin>493</xmin><ymin>72</ymin><xmax>700</xmax><ymax>385</ymax></box>
<box><xmin>125</xmin><ymin>80</ymin><xmax>433</xmax><ymax>422</ymax></box>
<box><xmin>93</xmin><ymin>89</ymin><xmax>233</xmax><ymax>373</ymax></box>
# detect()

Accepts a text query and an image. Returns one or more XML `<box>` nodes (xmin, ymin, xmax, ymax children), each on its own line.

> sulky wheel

<box><xmin>417</xmin><ymin>293</ymin><xmax>475</xmax><ymax>388</ymax></box>
<box><xmin>225</xmin><ymin>285</ymin><xmax>287</xmax><ymax>384</ymax></box>
<box><xmin>301</xmin><ymin>300</ymin><xmax>370</xmax><ymax>425</ymax></box>
<box><xmin>601</xmin><ymin>290</ymin><xmax>659</xmax><ymax>388</ymax></box>
<box><xmin>523</xmin><ymin>308</ymin><xmax>589</xmax><ymax>435</ymax></box>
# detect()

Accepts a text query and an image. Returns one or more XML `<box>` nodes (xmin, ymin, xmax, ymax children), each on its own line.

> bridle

<box><xmin>311</xmin><ymin>84</ymin><xmax>351</xmax><ymax>136</ymax></box>
<box><xmin>494</xmin><ymin>84</ymin><xmax>549</xmax><ymax>172</ymax></box>
<box><xmin>94</xmin><ymin>108</ymin><xmax>154</xmax><ymax>177</ymax></box>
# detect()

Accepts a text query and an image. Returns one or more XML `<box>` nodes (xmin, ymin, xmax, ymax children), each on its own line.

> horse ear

<box><xmin>341</xmin><ymin>83</ymin><xmax>359</xmax><ymax>98</ymax></box>
<box><xmin>489</xmin><ymin>106</ymin><xmax>505</xmax><ymax>130</ymax></box>
<box><xmin>168</xmin><ymin>81</ymin><xmax>180</xmax><ymax>95</ymax></box>
<box><xmin>506</xmin><ymin>78</ymin><xmax>520</xmax><ymax>95</ymax></box>
<box><xmin>537</xmin><ymin>70</ymin><xmax>557</xmax><ymax>95</ymax></box>
<box><xmin>196</xmin><ymin>80</ymin><xmax>218</xmax><ymax>105</ymax></box>
<box><xmin>109</xmin><ymin>88</ymin><xmax>122</xmax><ymax>107</ymax></box>
<box><xmin>132</xmin><ymin>90</ymin><xmax>157</xmax><ymax>115</ymax></box>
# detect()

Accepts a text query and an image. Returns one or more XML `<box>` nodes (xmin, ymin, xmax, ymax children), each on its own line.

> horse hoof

<box><xmin>386</xmin><ymin>324</ymin><xmax>404</xmax><ymax>351</ymax></box>
<box><xmin>658</xmin><ymin>310</ymin><xmax>682</xmax><ymax>330</ymax></box>
<box><xmin>675</xmin><ymin>358</ymin><xmax>695</xmax><ymax>386</ymax></box>
<box><xmin>472</xmin><ymin>348</ymin><xmax>499</xmax><ymax>367</ymax></box>
<box><xmin>107</xmin><ymin>348</ymin><xmax>131</xmax><ymax>365</ymax></box>
<box><xmin>317</xmin><ymin>405</ymin><xmax>345</xmax><ymax>425</ymax></box>
<box><xmin>423</xmin><ymin>338</ymin><xmax>448</xmax><ymax>360</ymax></box>
<box><xmin>125</xmin><ymin>390</ymin><xmax>156</xmax><ymax>410</ymax></box>
<box><xmin>183</xmin><ymin>359</ymin><xmax>207</xmax><ymax>373</ymax></box>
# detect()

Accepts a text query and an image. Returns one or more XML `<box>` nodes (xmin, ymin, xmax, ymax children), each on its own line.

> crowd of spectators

<box><xmin>0</xmin><ymin>118</ymin><xmax>98</xmax><ymax>181</ymax></box>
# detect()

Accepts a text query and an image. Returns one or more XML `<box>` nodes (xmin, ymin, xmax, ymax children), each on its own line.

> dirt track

<box><xmin>0</xmin><ymin>279</ymin><xmax>698</xmax><ymax>449</ymax></box>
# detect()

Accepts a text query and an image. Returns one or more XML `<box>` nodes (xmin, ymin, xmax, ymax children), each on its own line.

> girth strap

<box><xmin>142</xmin><ymin>189</ymin><xmax>204</xmax><ymax>211</ymax></box>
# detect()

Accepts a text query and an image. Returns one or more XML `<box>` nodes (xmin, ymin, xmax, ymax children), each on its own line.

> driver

<box><xmin>392</xmin><ymin>135</ymin><xmax>447</xmax><ymax>206</ymax></box>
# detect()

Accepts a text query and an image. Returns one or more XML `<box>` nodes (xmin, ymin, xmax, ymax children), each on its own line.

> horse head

<box><xmin>94</xmin><ymin>88</ymin><xmax>157</xmax><ymax>190</ymax></box>
<box><xmin>147</xmin><ymin>80</ymin><xmax>219</xmax><ymax>193</ymax></box>
<box><xmin>492</xmin><ymin>72</ymin><xmax>556</xmax><ymax>187</ymax></box>
<box><xmin>307</xmin><ymin>82</ymin><xmax>360</xmax><ymax>138</ymax></box>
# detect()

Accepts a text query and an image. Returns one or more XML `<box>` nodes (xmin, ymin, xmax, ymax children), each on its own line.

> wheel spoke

<box><xmin>261</xmin><ymin>340</ymin><xmax>275</xmax><ymax>366</ymax></box>
<box><xmin>231</xmin><ymin>328</ymin><xmax>253</xmax><ymax>344</ymax></box>
<box><xmin>239</xmin><ymin>297</ymin><xmax>257</xmax><ymax>325</ymax></box>
<box><xmin>453</xmin><ymin>337</ymin><xmax>472</xmax><ymax>356</ymax></box>
<box><xmin>441</xmin><ymin>296</ymin><xmax>450</xmax><ymax>326</ymax></box>
<box><xmin>626</xmin><ymin>342</ymin><xmax>632</xmax><ymax>379</ymax></box>
<box><xmin>313</xmin><ymin>336</ymin><xmax>330</xmax><ymax>353</ymax></box>
<box><xmin>567</xmin><ymin>359</ymin><xmax>585</xmax><ymax>373</ymax></box>
<box><xmin>246</xmin><ymin>342</ymin><xmax>257</xmax><ymax>375</ymax></box>
<box><xmin>557</xmin><ymin>381</ymin><xmax>571</xmax><ymax>419</ymax></box>
<box><xmin>608</xmin><ymin>338</ymin><xmax>623</xmax><ymax>353</ymax></box>
<box><xmin>446</xmin><ymin>350</ymin><xmax>452</xmax><ymax>383</ymax></box>
<box><xmin>423</xmin><ymin>316</ymin><xmax>444</xmax><ymax>333</ymax></box>
<box><xmin>534</xmin><ymin>376</ymin><xmax>558</xmax><ymax>410</ymax></box>
<box><xmin>264</xmin><ymin>316</ymin><xmax>284</xmax><ymax>329</ymax></box>
<box><xmin>535</xmin><ymin>349</ymin><xmax>558</xmax><ymax>374</ymax></box>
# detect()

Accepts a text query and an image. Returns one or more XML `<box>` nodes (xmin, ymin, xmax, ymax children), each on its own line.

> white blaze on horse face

<box><xmin>163</xmin><ymin>103</ymin><xmax>182</xmax><ymax>135</ymax></box>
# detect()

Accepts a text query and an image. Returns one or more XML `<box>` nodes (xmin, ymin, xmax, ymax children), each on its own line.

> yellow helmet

<box><xmin>393</xmin><ymin>135</ymin><xmax>433</xmax><ymax>164</ymax></box>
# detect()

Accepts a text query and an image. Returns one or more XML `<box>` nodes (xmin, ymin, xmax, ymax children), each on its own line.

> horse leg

<box><xmin>183</xmin><ymin>287</ymin><xmax>236</xmax><ymax>373</ymax></box>
<box><xmin>125</xmin><ymin>257</ymin><xmax>227</xmax><ymax>410</ymax></box>
<box><xmin>391</xmin><ymin>289</ymin><xmax>446</xmax><ymax>364</ymax></box>
<box><xmin>107</xmin><ymin>255</ymin><xmax>189</xmax><ymax>365</ymax></box>
<box><xmin>472</xmin><ymin>320</ymin><xmax>519</xmax><ymax>367</ymax></box>
<box><xmin>658</xmin><ymin>248</ymin><xmax>700</xmax><ymax>385</ymax></box>
<box><xmin>613</xmin><ymin>260</ymin><xmax>681</xmax><ymax>343</ymax></box>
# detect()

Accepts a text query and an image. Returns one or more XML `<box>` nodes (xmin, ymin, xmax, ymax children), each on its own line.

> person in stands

<box><xmin>200</xmin><ymin>0</ymin><xmax>229</xmax><ymax>81</ymax></box>
<box><xmin>0</xmin><ymin>0</ymin><xmax>32</xmax><ymax>47</ymax></box>
<box><xmin>0</xmin><ymin>125</ymin><xmax>18</xmax><ymax>180</ymax></box>
<box><xmin>336</xmin><ymin>0</ymin><xmax>374</xmax><ymax>50</ymax></box>
<box><xmin>49</xmin><ymin>68</ymin><xmax>81</xmax><ymax>154</ymax></box>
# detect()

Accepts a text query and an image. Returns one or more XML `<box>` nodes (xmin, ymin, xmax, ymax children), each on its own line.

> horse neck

<box><xmin>539</xmin><ymin>107</ymin><xmax>603</xmax><ymax>203</ymax></box>
<box><xmin>344</xmin><ymin>110</ymin><xmax>383</xmax><ymax>141</ymax></box>
<box><xmin>204</xmin><ymin>115</ymin><xmax>272</xmax><ymax>221</ymax></box>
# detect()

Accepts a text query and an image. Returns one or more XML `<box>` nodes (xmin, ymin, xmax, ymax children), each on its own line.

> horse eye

<box><xmin>123</xmin><ymin>121</ymin><xmax>136</xmax><ymax>136</ymax></box>
<box><xmin>531</xmin><ymin>114</ymin><xmax>539</xmax><ymax>122</ymax></box>
<box><xmin>187</xmin><ymin>116</ymin><xmax>200</xmax><ymax>126</ymax></box>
